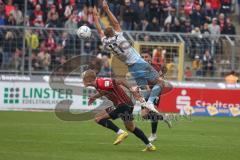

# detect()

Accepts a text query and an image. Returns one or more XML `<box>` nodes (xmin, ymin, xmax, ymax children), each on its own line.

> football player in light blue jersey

<box><xmin>92</xmin><ymin>1</ymin><xmax>163</xmax><ymax>113</ymax></box>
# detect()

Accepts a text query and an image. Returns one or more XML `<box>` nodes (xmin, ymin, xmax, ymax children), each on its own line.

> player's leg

<box><xmin>105</xmin><ymin>106</ymin><xmax>130</xmax><ymax>145</ymax></box>
<box><xmin>94</xmin><ymin>107</ymin><xmax>125</xmax><ymax>135</ymax></box>
<box><xmin>119</xmin><ymin>105</ymin><xmax>156</xmax><ymax>151</ymax></box>
<box><xmin>128</xmin><ymin>60</ymin><xmax>159</xmax><ymax>113</ymax></box>
<box><xmin>148</xmin><ymin>111</ymin><xmax>159</xmax><ymax>142</ymax></box>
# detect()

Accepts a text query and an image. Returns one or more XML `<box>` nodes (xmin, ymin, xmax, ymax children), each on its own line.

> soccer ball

<box><xmin>77</xmin><ymin>26</ymin><xmax>92</xmax><ymax>39</ymax></box>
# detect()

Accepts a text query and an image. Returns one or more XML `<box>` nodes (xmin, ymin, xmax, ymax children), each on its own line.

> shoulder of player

<box><xmin>96</xmin><ymin>78</ymin><xmax>114</xmax><ymax>90</ymax></box>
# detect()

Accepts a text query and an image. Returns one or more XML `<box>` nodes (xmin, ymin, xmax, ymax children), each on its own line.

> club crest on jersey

<box><xmin>104</xmin><ymin>81</ymin><xmax>110</xmax><ymax>87</ymax></box>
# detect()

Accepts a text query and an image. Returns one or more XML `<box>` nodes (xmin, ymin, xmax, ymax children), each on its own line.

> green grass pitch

<box><xmin>0</xmin><ymin>111</ymin><xmax>239</xmax><ymax>160</ymax></box>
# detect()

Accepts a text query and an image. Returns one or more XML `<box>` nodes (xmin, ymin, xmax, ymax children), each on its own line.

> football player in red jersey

<box><xmin>140</xmin><ymin>52</ymin><xmax>172</xmax><ymax>142</ymax></box>
<box><xmin>82</xmin><ymin>69</ymin><xmax>156</xmax><ymax>151</ymax></box>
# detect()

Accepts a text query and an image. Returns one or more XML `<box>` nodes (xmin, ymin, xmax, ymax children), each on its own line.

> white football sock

<box><xmin>117</xmin><ymin>129</ymin><xmax>124</xmax><ymax>135</ymax></box>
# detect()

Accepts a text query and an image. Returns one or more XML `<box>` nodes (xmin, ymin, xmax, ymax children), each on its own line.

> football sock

<box><xmin>117</xmin><ymin>129</ymin><xmax>125</xmax><ymax>135</ymax></box>
<box><xmin>151</xmin><ymin>121</ymin><xmax>158</xmax><ymax>134</ymax></box>
<box><xmin>148</xmin><ymin>84</ymin><xmax>162</xmax><ymax>104</ymax></box>
<box><xmin>97</xmin><ymin>119</ymin><xmax>119</xmax><ymax>133</ymax></box>
<box><xmin>133</xmin><ymin>127</ymin><xmax>150</xmax><ymax>145</ymax></box>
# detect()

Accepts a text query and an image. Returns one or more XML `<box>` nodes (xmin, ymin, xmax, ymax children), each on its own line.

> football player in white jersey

<box><xmin>92</xmin><ymin>1</ymin><xmax>163</xmax><ymax>113</ymax></box>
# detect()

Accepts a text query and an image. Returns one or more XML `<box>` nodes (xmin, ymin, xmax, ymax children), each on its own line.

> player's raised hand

<box><xmin>102</xmin><ymin>0</ymin><xmax>109</xmax><ymax>11</ymax></box>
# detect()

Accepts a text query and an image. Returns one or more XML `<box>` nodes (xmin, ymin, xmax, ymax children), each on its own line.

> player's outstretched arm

<box><xmin>93</xmin><ymin>7</ymin><xmax>105</xmax><ymax>38</ymax></box>
<box><xmin>102</xmin><ymin>0</ymin><xmax>122</xmax><ymax>32</ymax></box>
<box><xmin>88</xmin><ymin>91</ymin><xmax>106</xmax><ymax>105</ymax></box>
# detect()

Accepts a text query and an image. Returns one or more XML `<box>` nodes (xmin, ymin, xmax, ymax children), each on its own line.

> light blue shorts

<box><xmin>128</xmin><ymin>58</ymin><xmax>159</xmax><ymax>87</ymax></box>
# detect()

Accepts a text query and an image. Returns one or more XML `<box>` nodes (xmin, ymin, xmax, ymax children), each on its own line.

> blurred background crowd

<box><xmin>0</xmin><ymin>0</ymin><xmax>239</xmax><ymax>81</ymax></box>
<box><xmin>0</xmin><ymin>0</ymin><xmax>239</xmax><ymax>34</ymax></box>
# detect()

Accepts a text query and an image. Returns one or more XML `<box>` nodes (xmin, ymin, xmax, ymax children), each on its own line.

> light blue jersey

<box><xmin>101</xmin><ymin>32</ymin><xmax>141</xmax><ymax>65</ymax></box>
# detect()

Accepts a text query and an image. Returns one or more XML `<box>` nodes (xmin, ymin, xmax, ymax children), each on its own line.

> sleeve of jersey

<box><xmin>115</xmin><ymin>31</ymin><xmax>123</xmax><ymax>36</ymax></box>
<box><xmin>97</xmin><ymin>78</ymin><xmax>114</xmax><ymax>91</ymax></box>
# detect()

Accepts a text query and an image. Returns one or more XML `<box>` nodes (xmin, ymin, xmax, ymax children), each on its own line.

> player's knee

<box><xmin>141</xmin><ymin>108</ymin><xmax>149</xmax><ymax>118</ymax></box>
<box><xmin>125</xmin><ymin>124</ymin><xmax>135</xmax><ymax>132</ymax></box>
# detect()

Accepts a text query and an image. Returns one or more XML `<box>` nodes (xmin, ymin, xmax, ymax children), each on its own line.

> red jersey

<box><xmin>95</xmin><ymin>78</ymin><xmax>133</xmax><ymax>107</ymax></box>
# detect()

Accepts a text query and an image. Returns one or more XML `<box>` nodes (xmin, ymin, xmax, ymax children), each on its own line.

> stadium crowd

<box><xmin>0</xmin><ymin>0</ymin><xmax>238</xmax><ymax>34</ymax></box>
<box><xmin>0</xmin><ymin>0</ymin><xmax>239</xmax><ymax>79</ymax></box>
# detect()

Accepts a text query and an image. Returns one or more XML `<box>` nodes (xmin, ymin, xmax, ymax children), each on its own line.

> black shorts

<box><xmin>105</xmin><ymin>104</ymin><xmax>134</xmax><ymax>122</ymax></box>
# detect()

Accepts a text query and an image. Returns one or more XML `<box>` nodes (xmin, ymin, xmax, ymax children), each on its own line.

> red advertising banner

<box><xmin>158</xmin><ymin>88</ymin><xmax>240</xmax><ymax>117</ymax></box>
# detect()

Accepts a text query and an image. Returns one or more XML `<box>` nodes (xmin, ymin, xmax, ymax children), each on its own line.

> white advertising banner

<box><xmin>0</xmin><ymin>81</ymin><xmax>103</xmax><ymax>111</ymax></box>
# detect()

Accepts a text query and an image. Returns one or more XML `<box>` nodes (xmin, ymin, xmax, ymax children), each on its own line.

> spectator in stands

<box><xmin>222</xmin><ymin>18</ymin><xmax>236</xmax><ymax>35</ymax></box>
<box><xmin>206</xmin><ymin>0</ymin><xmax>221</xmax><ymax>15</ymax></box>
<box><xmin>4</xmin><ymin>0</ymin><xmax>15</xmax><ymax>18</ymax></box>
<box><xmin>64</xmin><ymin>14</ymin><xmax>78</xmax><ymax>35</ymax></box>
<box><xmin>0</xmin><ymin>0</ymin><xmax>4</xmax><ymax>15</ymax></box>
<box><xmin>158</xmin><ymin>0</ymin><xmax>169</xmax><ymax>26</ymax></box>
<box><xmin>99</xmin><ymin>10</ymin><xmax>110</xmax><ymax>28</ymax></box>
<box><xmin>136</xmin><ymin>0</ymin><xmax>146</xmax><ymax>21</ymax></box>
<box><xmin>32</xmin><ymin>4</ymin><xmax>44</xmax><ymax>27</ymax></box>
<box><xmin>37</xmin><ymin>44</ymin><xmax>51</xmax><ymax>71</ymax></box>
<box><xmin>192</xmin><ymin>54</ymin><xmax>202</xmax><ymax>76</ymax></box>
<box><xmin>0</xmin><ymin>14</ymin><xmax>5</xmax><ymax>25</ymax></box>
<box><xmin>218</xmin><ymin>13</ymin><xmax>226</xmax><ymax>32</ymax></box>
<box><xmin>60</xmin><ymin>32</ymin><xmax>73</xmax><ymax>57</ymax></box>
<box><xmin>3</xmin><ymin>31</ymin><xmax>17</xmax><ymax>68</ymax></box>
<box><xmin>143</xmin><ymin>34</ymin><xmax>150</xmax><ymax>41</ymax></box>
<box><xmin>31</xmin><ymin>52</ymin><xmax>41</xmax><ymax>71</ymax></box>
<box><xmin>190</xmin><ymin>4</ymin><xmax>204</xmax><ymax>28</ymax></box>
<box><xmin>46</xmin><ymin>11</ymin><xmax>61</xmax><ymax>28</ymax></box>
<box><xmin>184</xmin><ymin>0</ymin><xmax>193</xmax><ymax>16</ymax></box>
<box><xmin>201</xmin><ymin>23</ymin><xmax>210</xmax><ymax>35</ymax></box>
<box><xmin>47</xmin><ymin>5</ymin><xmax>59</xmax><ymax>23</ymax></box>
<box><xmin>120</xmin><ymin>0</ymin><xmax>137</xmax><ymax>30</ymax></box>
<box><xmin>220</xmin><ymin>0</ymin><xmax>232</xmax><ymax>15</ymax></box>
<box><xmin>6</xmin><ymin>13</ymin><xmax>16</xmax><ymax>25</ymax></box>
<box><xmin>78</xmin><ymin>5</ymin><xmax>88</xmax><ymax>22</ymax></box>
<box><xmin>135</xmin><ymin>0</ymin><xmax>147</xmax><ymax>30</ymax></box>
<box><xmin>11</xmin><ymin>4</ymin><xmax>23</xmax><ymax>25</ymax></box>
<box><xmin>164</xmin><ymin>10</ymin><xmax>180</xmax><ymax>32</ymax></box>
<box><xmin>191</xmin><ymin>27</ymin><xmax>202</xmax><ymax>37</ymax></box>
<box><xmin>85</xmin><ymin>6</ymin><xmax>94</xmax><ymax>25</ymax></box>
<box><xmin>152</xmin><ymin>47</ymin><xmax>165</xmax><ymax>65</ymax></box>
<box><xmin>28</xmin><ymin>0</ymin><xmax>38</xmax><ymax>12</ymax></box>
<box><xmin>179</xmin><ymin>19</ymin><xmax>192</xmax><ymax>33</ymax></box>
<box><xmin>184</xmin><ymin>66</ymin><xmax>193</xmax><ymax>81</ymax></box>
<box><xmin>208</xmin><ymin>18</ymin><xmax>220</xmax><ymax>35</ymax></box>
<box><xmin>26</xmin><ymin>30</ymin><xmax>39</xmax><ymax>52</ymax></box>
<box><xmin>24</xmin><ymin>15</ymin><xmax>30</xmax><ymax>26</ymax></box>
<box><xmin>146</xmin><ymin>0</ymin><xmax>161</xmax><ymax>23</ymax></box>
<box><xmin>44</xmin><ymin>31</ymin><xmax>57</xmax><ymax>54</ymax></box>
<box><xmin>202</xmin><ymin>49</ymin><xmax>214</xmax><ymax>76</ymax></box>
<box><xmin>146</xmin><ymin>17</ymin><xmax>160</xmax><ymax>32</ymax></box>
<box><xmin>9</xmin><ymin>48</ymin><xmax>21</xmax><ymax>70</ymax></box>
<box><xmin>64</xmin><ymin>1</ymin><xmax>75</xmax><ymax>20</ymax></box>
<box><xmin>225</xmin><ymin>70</ymin><xmax>239</xmax><ymax>84</ymax></box>
<box><xmin>98</xmin><ymin>55</ymin><xmax>114</xmax><ymax>77</ymax></box>
<box><xmin>203</xmin><ymin>2</ymin><xmax>214</xmax><ymax>23</ymax></box>
<box><xmin>78</xmin><ymin>14</ymin><xmax>94</xmax><ymax>29</ymax></box>
<box><xmin>179</xmin><ymin>6</ymin><xmax>187</xmax><ymax>23</ymax></box>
